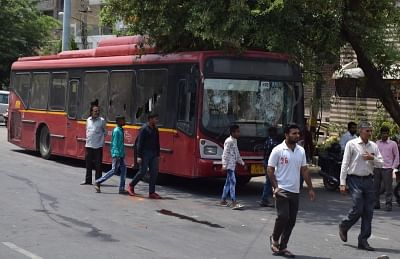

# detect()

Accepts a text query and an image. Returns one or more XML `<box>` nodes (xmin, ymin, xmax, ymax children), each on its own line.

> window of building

<box><xmin>135</xmin><ymin>69</ymin><xmax>168</xmax><ymax>124</ymax></box>
<box><xmin>14</xmin><ymin>73</ymin><xmax>31</xmax><ymax>107</ymax></box>
<box><xmin>81</xmin><ymin>71</ymin><xmax>108</xmax><ymax>119</ymax></box>
<box><xmin>108</xmin><ymin>70</ymin><xmax>134</xmax><ymax>122</ymax></box>
<box><xmin>49</xmin><ymin>73</ymin><xmax>67</xmax><ymax>111</ymax></box>
<box><xmin>30</xmin><ymin>73</ymin><xmax>50</xmax><ymax>110</ymax></box>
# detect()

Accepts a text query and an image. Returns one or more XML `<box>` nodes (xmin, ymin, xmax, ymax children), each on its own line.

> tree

<box><xmin>0</xmin><ymin>0</ymin><xmax>58</xmax><ymax>88</ymax></box>
<box><xmin>101</xmin><ymin>0</ymin><xmax>400</xmax><ymax>125</ymax></box>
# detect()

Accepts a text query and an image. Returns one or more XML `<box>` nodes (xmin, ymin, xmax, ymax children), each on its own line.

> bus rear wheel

<box><xmin>39</xmin><ymin>126</ymin><xmax>51</xmax><ymax>159</ymax></box>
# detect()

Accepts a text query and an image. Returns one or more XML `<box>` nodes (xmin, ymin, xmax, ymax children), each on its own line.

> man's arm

<box><xmin>267</xmin><ymin>166</ymin><xmax>277</xmax><ymax>190</ymax></box>
<box><xmin>392</xmin><ymin>142</ymin><xmax>400</xmax><ymax>169</ymax></box>
<box><xmin>301</xmin><ymin>165</ymin><xmax>315</xmax><ymax>200</ymax></box>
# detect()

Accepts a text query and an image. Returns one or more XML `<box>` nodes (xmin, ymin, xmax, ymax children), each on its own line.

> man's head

<box><xmin>90</xmin><ymin>105</ymin><xmax>100</xmax><ymax>119</ymax></box>
<box><xmin>358</xmin><ymin>121</ymin><xmax>372</xmax><ymax>142</ymax></box>
<box><xmin>147</xmin><ymin>113</ymin><xmax>159</xmax><ymax>127</ymax></box>
<box><xmin>230</xmin><ymin>124</ymin><xmax>240</xmax><ymax>138</ymax></box>
<box><xmin>348</xmin><ymin>122</ymin><xmax>357</xmax><ymax>135</ymax></box>
<box><xmin>116</xmin><ymin>115</ymin><xmax>126</xmax><ymax>127</ymax></box>
<box><xmin>284</xmin><ymin>124</ymin><xmax>301</xmax><ymax>144</ymax></box>
<box><xmin>380</xmin><ymin>125</ymin><xmax>390</xmax><ymax>141</ymax></box>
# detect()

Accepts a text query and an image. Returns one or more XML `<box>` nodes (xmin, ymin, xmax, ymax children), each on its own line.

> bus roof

<box><xmin>12</xmin><ymin>36</ymin><xmax>290</xmax><ymax>71</ymax></box>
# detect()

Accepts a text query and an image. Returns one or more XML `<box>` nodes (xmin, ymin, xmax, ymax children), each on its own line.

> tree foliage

<box><xmin>0</xmin><ymin>0</ymin><xmax>58</xmax><ymax>88</ymax></box>
<box><xmin>101</xmin><ymin>0</ymin><xmax>400</xmax><ymax>124</ymax></box>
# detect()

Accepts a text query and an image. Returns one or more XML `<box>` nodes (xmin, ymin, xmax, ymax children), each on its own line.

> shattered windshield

<box><xmin>202</xmin><ymin>78</ymin><xmax>299</xmax><ymax>137</ymax></box>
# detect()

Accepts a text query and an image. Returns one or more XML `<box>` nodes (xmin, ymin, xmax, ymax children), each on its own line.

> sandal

<box><xmin>280</xmin><ymin>249</ymin><xmax>295</xmax><ymax>258</ymax></box>
<box><xmin>269</xmin><ymin>236</ymin><xmax>281</xmax><ymax>255</ymax></box>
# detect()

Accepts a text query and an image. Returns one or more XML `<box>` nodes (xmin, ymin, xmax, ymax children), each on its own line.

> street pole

<box><xmin>62</xmin><ymin>0</ymin><xmax>71</xmax><ymax>51</ymax></box>
<box><xmin>80</xmin><ymin>0</ymin><xmax>88</xmax><ymax>49</ymax></box>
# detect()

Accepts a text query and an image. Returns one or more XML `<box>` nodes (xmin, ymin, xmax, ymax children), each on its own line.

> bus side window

<box><xmin>30</xmin><ymin>73</ymin><xmax>50</xmax><ymax>110</ymax></box>
<box><xmin>68</xmin><ymin>80</ymin><xmax>79</xmax><ymax>119</ymax></box>
<box><xmin>177</xmin><ymin>79</ymin><xmax>196</xmax><ymax>135</ymax></box>
<box><xmin>14</xmin><ymin>73</ymin><xmax>31</xmax><ymax>108</ymax></box>
<box><xmin>135</xmin><ymin>69</ymin><xmax>168</xmax><ymax>125</ymax></box>
<box><xmin>49</xmin><ymin>73</ymin><xmax>67</xmax><ymax>111</ymax></box>
<box><xmin>81</xmin><ymin>71</ymin><xmax>109</xmax><ymax>119</ymax></box>
<box><xmin>108</xmin><ymin>70</ymin><xmax>134</xmax><ymax>123</ymax></box>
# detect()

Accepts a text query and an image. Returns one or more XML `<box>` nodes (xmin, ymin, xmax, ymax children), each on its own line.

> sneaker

<box><xmin>149</xmin><ymin>192</ymin><xmax>162</xmax><ymax>199</ymax></box>
<box><xmin>94</xmin><ymin>183</ymin><xmax>101</xmax><ymax>193</ymax></box>
<box><xmin>119</xmin><ymin>189</ymin><xmax>129</xmax><ymax>195</ymax></box>
<box><xmin>220</xmin><ymin>200</ymin><xmax>229</xmax><ymax>207</ymax></box>
<box><xmin>338</xmin><ymin>224</ymin><xmax>347</xmax><ymax>242</ymax></box>
<box><xmin>232</xmin><ymin>203</ymin><xmax>244</xmax><ymax>210</ymax></box>
<box><xmin>127</xmin><ymin>185</ymin><xmax>135</xmax><ymax>196</ymax></box>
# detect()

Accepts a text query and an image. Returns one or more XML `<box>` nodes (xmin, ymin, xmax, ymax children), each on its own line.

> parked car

<box><xmin>0</xmin><ymin>90</ymin><xmax>9</xmax><ymax>124</ymax></box>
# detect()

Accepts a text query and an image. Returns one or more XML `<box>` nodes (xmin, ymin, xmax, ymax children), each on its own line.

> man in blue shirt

<box><xmin>95</xmin><ymin>115</ymin><xmax>127</xmax><ymax>194</ymax></box>
<box><xmin>127</xmin><ymin>113</ymin><xmax>162</xmax><ymax>199</ymax></box>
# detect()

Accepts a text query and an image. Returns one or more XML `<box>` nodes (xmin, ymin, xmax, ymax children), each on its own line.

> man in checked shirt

<box><xmin>338</xmin><ymin>121</ymin><xmax>384</xmax><ymax>251</ymax></box>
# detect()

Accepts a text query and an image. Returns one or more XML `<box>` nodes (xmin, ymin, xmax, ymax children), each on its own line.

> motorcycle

<box><xmin>318</xmin><ymin>142</ymin><xmax>342</xmax><ymax>191</ymax></box>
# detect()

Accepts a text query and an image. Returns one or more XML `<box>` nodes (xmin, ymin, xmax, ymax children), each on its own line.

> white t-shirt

<box><xmin>268</xmin><ymin>141</ymin><xmax>307</xmax><ymax>193</ymax></box>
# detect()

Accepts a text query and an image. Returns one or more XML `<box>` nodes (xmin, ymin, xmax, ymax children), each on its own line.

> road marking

<box><xmin>2</xmin><ymin>242</ymin><xmax>44</xmax><ymax>259</ymax></box>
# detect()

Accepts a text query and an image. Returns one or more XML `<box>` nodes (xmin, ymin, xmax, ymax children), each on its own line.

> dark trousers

<box><xmin>340</xmin><ymin>174</ymin><xmax>375</xmax><ymax>243</ymax></box>
<box><xmin>84</xmin><ymin>147</ymin><xmax>103</xmax><ymax>183</ymax></box>
<box><xmin>272</xmin><ymin>189</ymin><xmax>299</xmax><ymax>250</ymax></box>
<box><xmin>129</xmin><ymin>151</ymin><xmax>159</xmax><ymax>194</ymax></box>
<box><xmin>374</xmin><ymin>168</ymin><xmax>393</xmax><ymax>206</ymax></box>
<box><xmin>394</xmin><ymin>172</ymin><xmax>400</xmax><ymax>205</ymax></box>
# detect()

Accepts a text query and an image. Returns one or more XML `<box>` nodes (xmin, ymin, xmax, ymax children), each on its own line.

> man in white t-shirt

<box><xmin>267</xmin><ymin>124</ymin><xmax>316</xmax><ymax>258</ymax></box>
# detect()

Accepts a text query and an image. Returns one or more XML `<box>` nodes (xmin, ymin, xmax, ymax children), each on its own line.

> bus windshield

<box><xmin>201</xmin><ymin>78</ymin><xmax>301</xmax><ymax>138</ymax></box>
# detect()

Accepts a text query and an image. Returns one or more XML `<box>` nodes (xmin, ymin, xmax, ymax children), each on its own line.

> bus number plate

<box><xmin>250</xmin><ymin>164</ymin><xmax>264</xmax><ymax>175</ymax></box>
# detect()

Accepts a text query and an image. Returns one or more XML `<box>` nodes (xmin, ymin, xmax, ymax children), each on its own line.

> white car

<box><xmin>0</xmin><ymin>90</ymin><xmax>9</xmax><ymax>124</ymax></box>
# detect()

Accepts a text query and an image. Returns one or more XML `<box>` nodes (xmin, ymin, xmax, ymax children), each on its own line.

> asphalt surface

<box><xmin>0</xmin><ymin>125</ymin><xmax>399</xmax><ymax>259</ymax></box>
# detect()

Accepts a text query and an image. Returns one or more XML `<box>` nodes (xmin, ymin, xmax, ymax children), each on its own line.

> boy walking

<box><xmin>220</xmin><ymin>125</ymin><xmax>246</xmax><ymax>210</ymax></box>
<box><xmin>95</xmin><ymin>116</ymin><xmax>127</xmax><ymax>194</ymax></box>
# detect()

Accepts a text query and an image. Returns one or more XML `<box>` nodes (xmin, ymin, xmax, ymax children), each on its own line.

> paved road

<box><xmin>0</xmin><ymin>126</ymin><xmax>398</xmax><ymax>259</ymax></box>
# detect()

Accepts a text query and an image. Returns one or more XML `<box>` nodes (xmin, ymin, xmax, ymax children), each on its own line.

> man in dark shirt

<box><xmin>127</xmin><ymin>113</ymin><xmax>162</xmax><ymax>199</ymax></box>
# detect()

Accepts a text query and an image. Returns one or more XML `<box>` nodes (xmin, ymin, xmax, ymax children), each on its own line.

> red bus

<box><xmin>8</xmin><ymin>36</ymin><xmax>303</xmax><ymax>183</ymax></box>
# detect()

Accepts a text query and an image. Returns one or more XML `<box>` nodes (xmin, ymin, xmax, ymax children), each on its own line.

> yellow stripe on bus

<box><xmin>20</xmin><ymin>110</ymin><xmax>67</xmax><ymax>115</ymax></box>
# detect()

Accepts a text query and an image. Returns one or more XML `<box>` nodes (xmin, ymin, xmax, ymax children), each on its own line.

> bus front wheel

<box><xmin>39</xmin><ymin>126</ymin><xmax>51</xmax><ymax>159</ymax></box>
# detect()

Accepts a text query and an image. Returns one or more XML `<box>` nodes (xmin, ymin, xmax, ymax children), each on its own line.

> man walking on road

<box><xmin>127</xmin><ymin>113</ymin><xmax>162</xmax><ymax>199</ymax></box>
<box><xmin>339</xmin><ymin>121</ymin><xmax>384</xmax><ymax>251</ymax></box>
<box><xmin>267</xmin><ymin>124</ymin><xmax>315</xmax><ymax>258</ymax></box>
<box><xmin>81</xmin><ymin>101</ymin><xmax>106</xmax><ymax>185</ymax></box>
<box><xmin>95</xmin><ymin>116</ymin><xmax>127</xmax><ymax>194</ymax></box>
<box><xmin>374</xmin><ymin>126</ymin><xmax>399</xmax><ymax>211</ymax></box>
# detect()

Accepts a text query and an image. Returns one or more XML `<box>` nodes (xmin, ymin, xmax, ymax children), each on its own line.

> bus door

<box><xmin>171</xmin><ymin>78</ymin><xmax>197</xmax><ymax>177</ymax></box>
<box><xmin>65</xmin><ymin>79</ymin><xmax>82</xmax><ymax>157</ymax></box>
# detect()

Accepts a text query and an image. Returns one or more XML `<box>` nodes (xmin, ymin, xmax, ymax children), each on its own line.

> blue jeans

<box><xmin>261</xmin><ymin>174</ymin><xmax>273</xmax><ymax>203</ymax></box>
<box><xmin>221</xmin><ymin>169</ymin><xmax>236</xmax><ymax>201</ymax></box>
<box><xmin>96</xmin><ymin>157</ymin><xmax>126</xmax><ymax>191</ymax></box>
<box><xmin>340</xmin><ymin>175</ymin><xmax>375</xmax><ymax>243</ymax></box>
<box><xmin>130</xmin><ymin>151</ymin><xmax>159</xmax><ymax>194</ymax></box>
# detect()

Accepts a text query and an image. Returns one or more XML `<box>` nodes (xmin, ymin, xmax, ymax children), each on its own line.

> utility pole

<box><xmin>62</xmin><ymin>0</ymin><xmax>71</xmax><ymax>51</ymax></box>
<box><xmin>80</xmin><ymin>0</ymin><xmax>88</xmax><ymax>49</ymax></box>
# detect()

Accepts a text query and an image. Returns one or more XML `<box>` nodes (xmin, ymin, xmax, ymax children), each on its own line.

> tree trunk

<box><xmin>342</xmin><ymin>26</ymin><xmax>400</xmax><ymax>126</ymax></box>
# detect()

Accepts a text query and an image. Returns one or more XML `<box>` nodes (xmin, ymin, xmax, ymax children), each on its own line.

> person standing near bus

<box><xmin>81</xmin><ymin>101</ymin><xmax>106</xmax><ymax>185</ymax></box>
<box><xmin>339</xmin><ymin>122</ymin><xmax>357</xmax><ymax>151</ymax></box>
<box><xmin>127</xmin><ymin>113</ymin><xmax>162</xmax><ymax>199</ymax></box>
<box><xmin>220</xmin><ymin>124</ymin><xmax>246</xmax><ymax>210</ymax></box>
<box><xmin>260</xmin><ymin>126</ymin><xmax>280</xmax><ymax>207</ymax></box>
<box><xmin>338</xmin><ymin>121</ymin><xmax>383</xmax><ymax>251</ymax></box>
<box><xmin>267</xmin><ymin>124</ymin><xmax>315</xmax><ymax>258</ymax></box>
<box><xmin>94</xmin><ymin>116</ymin><xmax>127</xmax><ymax>194</ymax></box>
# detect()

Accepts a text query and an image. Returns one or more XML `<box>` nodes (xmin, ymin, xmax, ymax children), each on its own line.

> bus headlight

<box><xmin>204</xmin><ymin>145</ymin><xmax>218</xmax><ymax>155</ymax></box>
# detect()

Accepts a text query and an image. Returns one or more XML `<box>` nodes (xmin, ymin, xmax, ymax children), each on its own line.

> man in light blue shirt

<box><xmin>339</xmin><ymin>122</ymin><xmax>357</xmax><ymax>151</ymax></box>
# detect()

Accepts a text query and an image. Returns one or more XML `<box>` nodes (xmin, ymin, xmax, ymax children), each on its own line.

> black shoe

<box><xmin>358</xmin><ymin>242</ymin><xmax>375</xmax><ymax>251</ymax></box>
<box><xmin>338</xmin><ymin>224</ymin><xmax>347</xmax><ymax>242</ymax></box>
<box><xmin>119</xmin><ymin>190</ymin><xmax>128</xmax><ymax>195</ymax></box>
<box><xmin>385</xmin><ymin>205</ymin><xmax>392</xmax><ymax>211</ymax></box>
<box><xmin>80</xmin><ymin>181</ymin><xmax>92</xmax><ymax>185</ymax></box>
<box><xmin>374</xmin><ymin>204</ymin><xmax>381</xmax><ymax>210</ymax></box>
<box><xmin>94</xmin><ymin>183</ymin><xmax>101</xmax><ymax>193</ymax></box>
<box><xmin>259</xmin><ymin>201</ymin><xmax>275</xmax><ymax>207</ymax></box>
